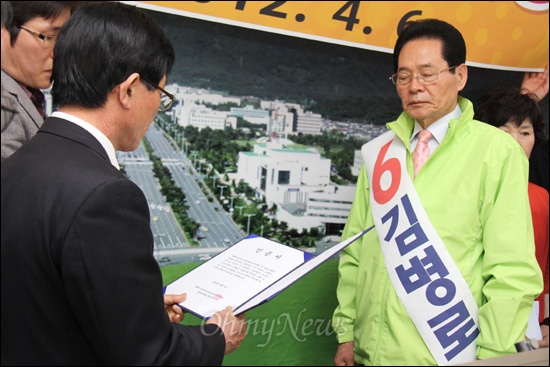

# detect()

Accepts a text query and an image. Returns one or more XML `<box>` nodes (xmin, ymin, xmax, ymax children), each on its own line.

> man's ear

<box><xmin>456</xmin><ymin>64</ymin><xmax>468</xmax><ymax>92</ymax></box>
<box><xmin>116</xmin><ymin>73</ymin><xmax>140</xmax><ymax>110</ymax></box>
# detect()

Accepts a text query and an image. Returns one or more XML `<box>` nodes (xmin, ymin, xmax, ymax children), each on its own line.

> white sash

<box><xmin>362</xmin><ymin>130</ymin><xmax>479</xmax><ymax>365</ymax></box>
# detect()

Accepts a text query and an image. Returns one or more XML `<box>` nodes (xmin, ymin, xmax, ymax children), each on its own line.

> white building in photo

<box><xmin>166</xmin><ymin>84</ymin><xmax>241</xmax><ymax>107</ymax></box>
<box><xmin>236</xmin><ymin>140</ymin><xmax>355</xmax><ymax>232</ymax></box>
<box><xmin>260</xmin><ymin>100</ymin><xmax>322</xmax><ymax>137</ymax></box>
<box><xmin>230</xmin><ymin>105</ymin><xmax>270</xmax><ymax>125</ymax></box>
<box><xmin>352</xmin><ymin>149</ymin><xmax>363</xmax><ymax>176</ymax></box>
<box><xmin>293</xmin><ymin>110</ymin><xmax>322</xmax><ymax>136</ymax></box>
<box><xmin>173</xmin><ymin>103</ymin><xmax>237</xmax><ymax>131</ymax></box>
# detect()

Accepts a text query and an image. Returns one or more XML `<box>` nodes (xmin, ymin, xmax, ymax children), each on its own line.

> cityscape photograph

<box><xmin>101</xmin><ymin>5</ymin><xmax>540</xmax><ymax>266</ymax></box>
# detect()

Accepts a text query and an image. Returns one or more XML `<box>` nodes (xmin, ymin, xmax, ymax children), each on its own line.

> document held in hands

<box><xmin>164</xmin><ymin>226</ymin><xmax>373</xmax><ymax>319</ymax></box>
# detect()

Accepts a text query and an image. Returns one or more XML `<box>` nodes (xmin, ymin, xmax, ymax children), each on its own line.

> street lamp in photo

<box><xmin>190</xmin><ymin>151</ymin><xmax>199</xmax><ymax>166</ymax></box>
<box><xmin>219</xmin><ymin>185</ymin><xmax>227</xmax><ymax>198</ymax></box>
<box><xmin>245</xmin><ymin>213</ymin><xmax>255</xmax><ymax>236</ymax></box>
<box><xmin>198</xmin><ymin>160</ymin><xmax>208</xmax><ymax>173</ymax></box>
<box><xmin>235</xmin><ymin>206</ymin><xmax>245</xmax><ymax>216</ymax></box>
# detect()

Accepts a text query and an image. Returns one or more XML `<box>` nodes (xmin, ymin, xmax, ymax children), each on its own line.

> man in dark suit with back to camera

<box><xmin>1</xmin><ymin>2</ymin><xmax>246</xmax><ymax>365</ymax></box>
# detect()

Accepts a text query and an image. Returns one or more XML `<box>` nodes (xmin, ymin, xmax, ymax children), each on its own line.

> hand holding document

<box><xmin>164</xmin><ymin>226</ymin><xmax>373</xmax><ymax>319</ymax></box>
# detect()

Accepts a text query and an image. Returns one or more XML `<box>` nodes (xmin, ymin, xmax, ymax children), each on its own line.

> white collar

<box><xmin>411</xmin><ymin>103</ymin><xmax>462</xmax><ymax>145</ymax></box>
<box><xmin>51</xmin><ymin>111</ymin><xmax>120</xmax><ymax>170</ymax></box>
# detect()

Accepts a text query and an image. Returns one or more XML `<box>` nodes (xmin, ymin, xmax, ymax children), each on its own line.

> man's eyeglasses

<box><xmin>140</xmin><ymin>76</ymin><xmax>175</xmax><ymax>112</ymax></box>
<box><xmin>389</xmin><ymin>66</ymin><xmax>458</xmax><ymax>86</ymax></box>
<box><xmin>17</xmin><ymin>25</ymin><xmax>57</xmax><ymax>45</ymax></box>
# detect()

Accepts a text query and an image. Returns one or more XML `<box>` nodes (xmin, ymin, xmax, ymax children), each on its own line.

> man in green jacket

<box><xmin>332</xmin><ymin>18</ymin><xmax>543</xmax><ymax>366</ymax></box>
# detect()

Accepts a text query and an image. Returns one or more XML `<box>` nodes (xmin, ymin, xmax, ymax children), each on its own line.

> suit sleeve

<box><xmin>61</xmin><ymin>177</ymin><xmax>225</xmax><ymax>365</ymax></box>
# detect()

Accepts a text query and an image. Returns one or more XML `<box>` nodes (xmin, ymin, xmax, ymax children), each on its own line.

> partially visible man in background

<box><xmin>1</xmin><ymin>0</ymin><xmax>15</xmax><ymax>131</ymax></box>
<box><xmin>1</xmin><ymin>1</ymin><xmax>81</xmax><ymax>160</ymax></box>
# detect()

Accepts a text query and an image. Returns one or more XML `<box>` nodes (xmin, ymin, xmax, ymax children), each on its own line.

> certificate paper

<box><xmin>164</xmin><ymin>226</ymin><xmax>373</xmax><ymax>319</ymax></box>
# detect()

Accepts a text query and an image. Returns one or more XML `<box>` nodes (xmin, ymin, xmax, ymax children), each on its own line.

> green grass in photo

<box><xmin>161</xmin><ymin>260</ymin><xmax>340</xmax><ymax>366</ymax></box>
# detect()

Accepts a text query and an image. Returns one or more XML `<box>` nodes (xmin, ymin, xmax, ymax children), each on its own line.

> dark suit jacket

<box><xmin>1</xmin><ymin>117</ymin><xmax>225</xmax><ymax>366</ymax></box>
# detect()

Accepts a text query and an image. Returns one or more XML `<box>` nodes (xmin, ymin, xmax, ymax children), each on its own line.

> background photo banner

<box><xmin>130</xmin><ymin>1</ymin><xmax>548</xmax><ymax>72</ymax></box>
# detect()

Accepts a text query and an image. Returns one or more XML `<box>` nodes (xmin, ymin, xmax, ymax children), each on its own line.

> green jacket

<box><xmin>332</xmin><ymin>97</ymin><xmax>543</xmax><ymax>365</ymax></box>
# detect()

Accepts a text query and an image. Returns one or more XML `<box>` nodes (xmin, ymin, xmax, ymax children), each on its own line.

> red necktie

<box><xmin>412</xmin><ymin>129</ymin><xmax>433</xmax><ymax>177</ymax></box>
